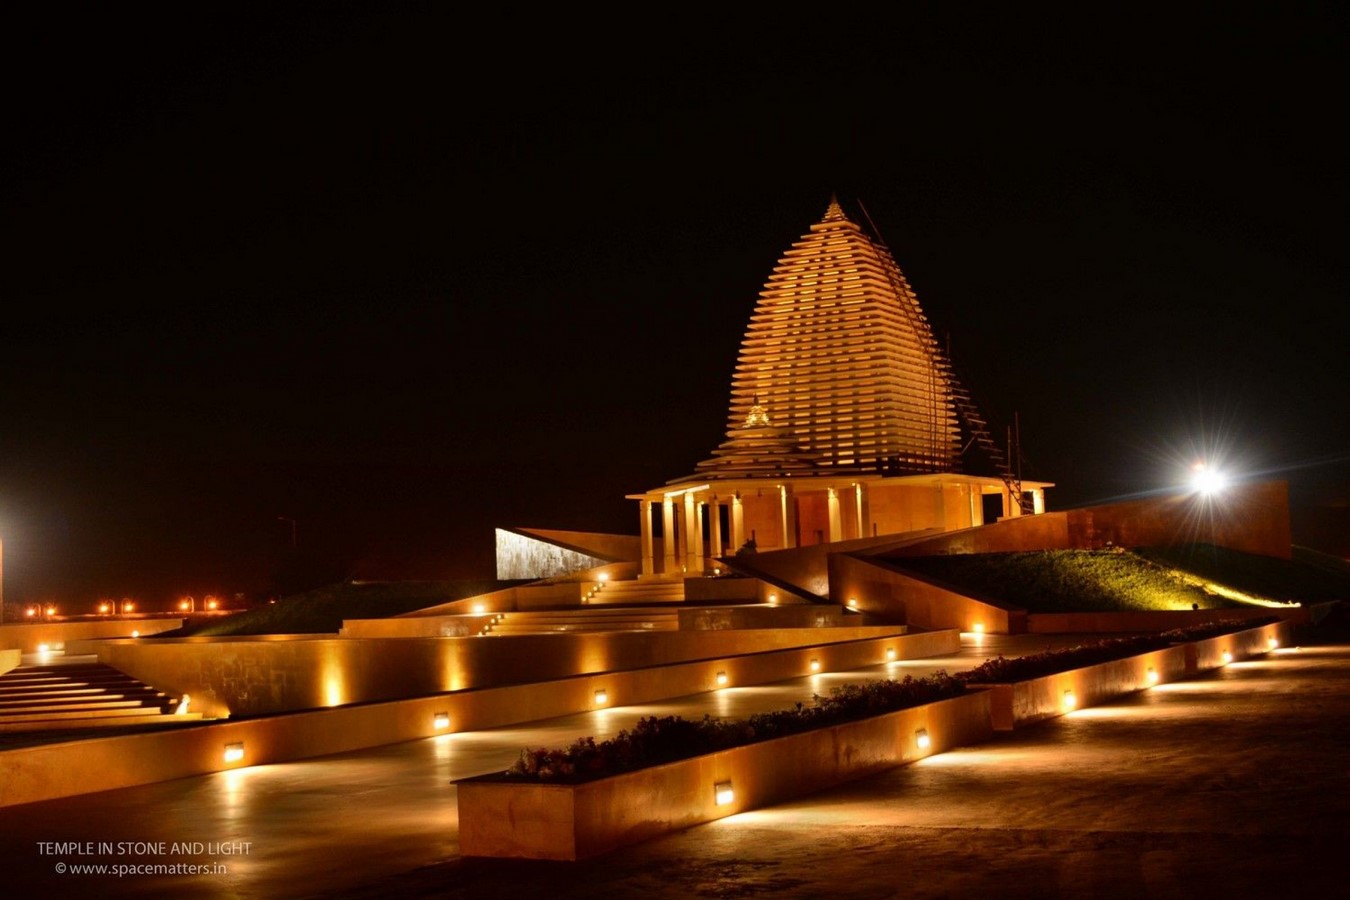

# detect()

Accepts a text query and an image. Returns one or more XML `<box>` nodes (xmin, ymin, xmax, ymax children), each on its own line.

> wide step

<box><xmin>481</xmin><ymin>607</ymin><xmax>681</xmax><ymax>636</ymax></box>
<box><xmin>0</xmin><ymin>662</ymin><xmax>188</xmax><ymax>733</ymax></box>
<box><xmin>0</xmin><ymin>712</ymin><xmax>204</xmax><ymax>732</ymax></box>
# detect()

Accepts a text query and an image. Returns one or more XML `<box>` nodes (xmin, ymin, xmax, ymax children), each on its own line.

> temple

<box><xmin>625</xmin><ymin>197</ymin><xmax>1052</xmax><ymax>578</ymax></box>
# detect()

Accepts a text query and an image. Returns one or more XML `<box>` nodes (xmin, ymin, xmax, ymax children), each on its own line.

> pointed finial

<box><xmin>822</xmin><ymin>193</ymin><xmax>847</xmax><ymax>222</ymax></box>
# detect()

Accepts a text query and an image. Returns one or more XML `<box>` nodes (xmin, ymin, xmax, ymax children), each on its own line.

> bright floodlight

<box><xmin>1189</xmin><ymin>461</ymin><xmax>1228</xmax><ymax>495</ymax></box>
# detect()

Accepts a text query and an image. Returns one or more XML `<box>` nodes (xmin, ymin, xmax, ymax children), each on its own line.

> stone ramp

<box><xmin>0</xmin><ymin>660</ymin><xmax>201</xmax><ymax>732</ymax></box>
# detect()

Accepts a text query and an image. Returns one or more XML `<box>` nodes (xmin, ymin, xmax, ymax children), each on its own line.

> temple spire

<box><xmin>822</xmin><ymin>193</ymin><xmax>847</xmax><ymax>222</ymax></box>
<box><xmin>680</xmin><ymin>196</ymin><xmax>960</xmax><ymax>482</ymax></box>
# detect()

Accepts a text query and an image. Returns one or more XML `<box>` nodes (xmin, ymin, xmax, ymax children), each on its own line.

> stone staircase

<box><xmin>583</xmin><ymin>578</ymin><xmax>685</xmax><ymax>605</ymax></box>
<box><xmin>0</xmin><ymin>660</ymin><xmax>202</xmax><ymax>732</ymax></box>
<box><xmin>480</xmin><ymin>607</ymin><xmax>681</xmax><ymax>636</ymax></box>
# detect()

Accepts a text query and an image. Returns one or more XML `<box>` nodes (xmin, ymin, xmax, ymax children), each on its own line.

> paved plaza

<box><xmin>3</xmin><ymin>624</ymin><xmax>1347</xmax><ymax>899</ymax></box>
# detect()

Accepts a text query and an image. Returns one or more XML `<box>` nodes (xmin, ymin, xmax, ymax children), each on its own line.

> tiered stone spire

<box><xmin>688</xmin><ymin>197</ymin><xmax>961</xmax><ymax>480</ymax></box>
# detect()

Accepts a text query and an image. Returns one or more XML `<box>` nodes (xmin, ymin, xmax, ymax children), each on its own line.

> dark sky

<box><xmin>2</xmin><ymin>6</ymin><xmax>1347</xmax><ymax>608</ymax></box>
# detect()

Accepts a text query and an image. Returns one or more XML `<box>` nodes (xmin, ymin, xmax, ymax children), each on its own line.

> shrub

<box><xmin>1160</xmin><ymin>615</ymin><xmax>1281</xmax><ymax>642</ymax></box>
<box><xmin>958</xmin><ymin>635</ymin><xmax>1173</xmax><ymax>684</ymax></box>
<box><xmin>502</xmin><ymin>672</ymin><xmax>969</xmax><ymax>783</ymax></box>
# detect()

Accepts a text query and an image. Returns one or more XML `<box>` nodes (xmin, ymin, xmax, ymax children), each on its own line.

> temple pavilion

<box><xmin>626</xmin><ymin>197</ymin><xmax>1052</xmax><ymax>577</ymax></box>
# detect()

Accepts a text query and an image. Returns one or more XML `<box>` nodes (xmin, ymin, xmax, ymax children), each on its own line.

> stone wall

<box><xmin>90</xmin><ymin>625</ymin><xmax>923</xmax><ymax>719</ymax></box>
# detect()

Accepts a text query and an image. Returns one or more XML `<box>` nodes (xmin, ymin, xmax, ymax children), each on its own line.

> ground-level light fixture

<box><xmin>1147</xmin><ymin>667</ymin><xmax>1160</xmax><ymax>685</ymax></box>
<box><xmin>434</xmin><ymin>712</ymin><xmax>451</xmax><ymax>730</ymax></box>
<box><xmin>809</xmin><ymin>659</ymin><xmax>821</xmax><ymax>672</ymax></box>
<box><xmin>973</xmin><ymin>623</ymin><xmax>985</xmax><ymax>634</ymax></box>
<box><xmin>223</xmin><ymin>742</ymin><xmax>245</xmax><ymax>764</ymax></box>
<box><xmin>594</xmin><ymin>689</ymin><xmax>608</xmax><ymax>705</ymax></box>
<box><xmin>1062</xmin><ymin>689</ymin><xmax>1077</xmax><ymax>711</ymax></box>
<box><xmin>1221</xmin><ymin>650</ymin><xmax>1233</xmax><ymax>665</ymax></box>
<box><xmin>886</xmin><ymin>647</ymin><xmax>897</xmax><ymax>661</ymax></box>
<box><xmin>1267</xmin><ymin>636</ymin><xmax>1279</xmax><ymax>651</ymax></box>
<box><xmin>915</xmin><ymin>728</ymin><xmax>931</xmax><ymax>750</ymax></box>
<box><xmin>37</xmin><ymin>643</ymin><xmax>50</xmax><ymax>654</ymax></box>
<box><xmin>714</xmin><ymin>781</ymin><xmax>734</xmax><ymax>806</ymax></box>
<box><xmin>716</xmin><ymin>671</ymin><xmax>728</xmax><ymax>687</ymax></box>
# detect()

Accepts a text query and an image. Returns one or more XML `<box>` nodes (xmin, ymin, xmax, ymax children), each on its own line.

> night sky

<box><xmin>2</xmin><ymin>6</ymin><xmax>1347</xmax><ymax>609</ymax></box>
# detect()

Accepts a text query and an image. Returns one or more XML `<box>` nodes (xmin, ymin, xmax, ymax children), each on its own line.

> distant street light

<box><xmin>179</xmin><ymin>596</ymin><xmax>195</xmax><ymax>613</ymax></box>
<box><xmin>205</xmin><ymin>595</ymin><xmax>219</xmax><ymax>611</ymax></box>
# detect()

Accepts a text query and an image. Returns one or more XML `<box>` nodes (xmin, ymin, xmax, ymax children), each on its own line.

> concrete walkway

<box><xmin>2</xmin><ymin>628</ymin><xmax>1346</xmax><ymax>899</ymax></box>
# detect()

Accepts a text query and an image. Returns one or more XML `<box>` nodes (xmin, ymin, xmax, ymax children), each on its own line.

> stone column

<box><xmin>731</xmin><ymin>493</ymin><xmax>744</xmax><ymax>551</ymax></box>
<box><xmin>779</xmin><ymin>484</ymin><xmax>796</xmax><ymax>549</ymax></box>
<box><xmin>709</xmin><ymin>497</ymin><xmax>723</xmax><ymax>561</ymax></box>
<box><xmin>662</xmin><ymin>496</ymin><xmax>677</xmax><ymax>575</ymax></box>
<box><xmin>639</xmin><ymin>499</ymin><xmax>654</xmax><ymax>577</ymax></box>
<box><xmin>683</xmin><ymin>492</ymin><xmax>702</xmax><ymax>574</ymax></box>
<box><xmin>827</xmin><ymin>487</ymin><xmax>842</xmax><ymax>543</ymax></box>
<box><xmin>855</xmin><ymin>483</ymin><xmax>866</xmax><ymax>538</ymax></box>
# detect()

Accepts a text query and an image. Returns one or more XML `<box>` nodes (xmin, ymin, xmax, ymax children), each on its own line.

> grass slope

<box><xmin>1137</xmin><ymin>545</ymin><xmax>1350</xmax><ymax>605</ymax></box>
<box><xmin>892</xmin><ymin>545</ymin><xmax>1349</xmax><ymax>614</ymax></box>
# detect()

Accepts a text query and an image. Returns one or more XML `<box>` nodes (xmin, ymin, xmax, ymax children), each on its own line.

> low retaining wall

<box><xmin>1</xmin><ymin>648</ymin><xmax>20</xmax><ymax>675</ymax></box>
<box><xmin>970</xmin><ymin>621</ymin><xmax>1294</xmax><ymax>730</ymax></box>
<box><xmin>828</xmin><ymin>554</ymin><xmax>1024</xmax><ymax>633</ymax></box>
<box><xmin>1184</xmin><ymin>620</ymin><xmax>1292</xmax><ymax>673</ymax></box>
<box><xmin>971</xmin><ymin>646</ymin><xmax>1189</xmax><ymax>730</ymax></box>
<box><xmin>456</xmin><ymin>689</ymin><xmax>994</xmax><ymax>860</ymax></box>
